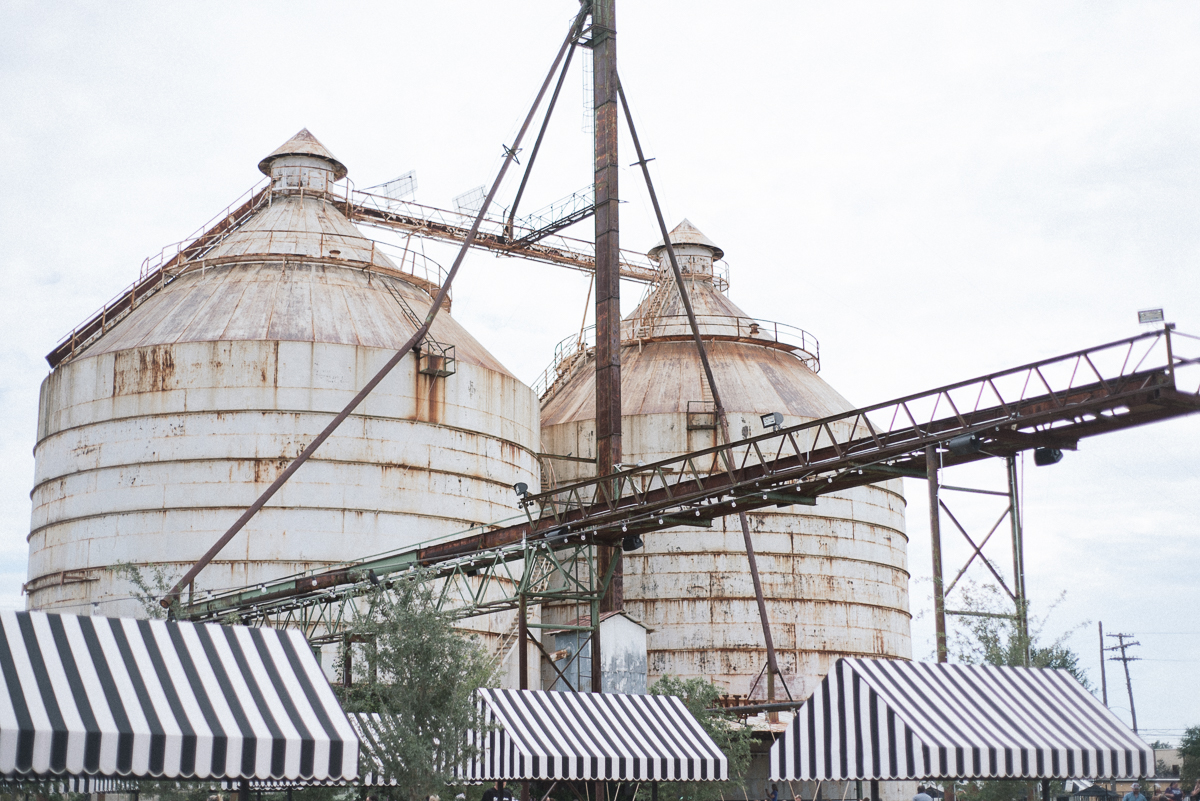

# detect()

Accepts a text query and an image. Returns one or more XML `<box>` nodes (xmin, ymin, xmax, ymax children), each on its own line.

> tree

<box><xmin>111</xmin><ymin>562</ymin><xmax>184</xmax><ymax>619</ymax></box>
<box><xmin>949</xmin><ymin>583</ymin><xmax>1091</xmax><ymax>801</ymax></box>
<box><xmin>949</xmin><ymin>583</ymin><xmax>1092</xmax><ymax>688</ymax></box>
<box><xmin>649</xmin><ymin>675</ymin><xmax>753</xmax><ymax>801</ymax></box>
<box><xmin>1179</xmin><ymin>726</ymin><xmax>1200</xmax><ymax>788</ymax></box>
<box><xmin>338</xmin><ymin>575</ymin><xmax>494</xmax><ymax>801</ymax></box>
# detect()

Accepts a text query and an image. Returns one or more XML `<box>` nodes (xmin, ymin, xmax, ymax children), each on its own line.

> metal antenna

<box><xmin>1105</xmin><ymin>632</ymin><xmax>1141</xmax><ymax>733</ymax></box>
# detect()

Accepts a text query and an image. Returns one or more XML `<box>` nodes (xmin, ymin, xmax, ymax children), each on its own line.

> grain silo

<box><xmin>539</xmin><ymin>220</ymin><xmax>912</xmax><ymax>701</ymax></box>
<box><xmin>26</xmin><ymin>131</ymin><xmax>540</xmax><ymax>666</ymax></box>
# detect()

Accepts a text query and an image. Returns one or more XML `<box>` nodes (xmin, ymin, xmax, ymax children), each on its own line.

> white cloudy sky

<box><xmin>3</xmin><ymin>2</ymin><xmax>1198</xmax><ymax>740</ymax></box>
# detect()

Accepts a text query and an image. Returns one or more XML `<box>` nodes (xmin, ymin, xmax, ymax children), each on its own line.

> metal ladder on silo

<box><xmin>380</xmin><ymin>276</ymin><xmax>456</xmax><ymax>377</ymax></box>
<box><xmin>631</xmin><ymin>269</ymin><xmax>672</xmax><ymax>341</ymax></box>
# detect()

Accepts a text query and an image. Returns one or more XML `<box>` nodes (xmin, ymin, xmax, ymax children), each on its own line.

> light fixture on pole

<box><xmin>1033</xmin><ymin>447</ymin><xmax>1063</xmax><ymax>466</ymax></box>
<box><xmin>946</xmin><ymin>433</ymin><xmax>982</xmax><ymax>456</ymax></box>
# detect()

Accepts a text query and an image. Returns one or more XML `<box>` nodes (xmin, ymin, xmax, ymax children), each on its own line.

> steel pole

<box><xmin>521</xmin><ymin>589</ymin><xmax>530</xmax><ymax>801</ymax></box>
<box><xmin>519</xmin><ymin>594</ymin><xmax>528</xmax><ymax>690</ymax></box>
<box><xmin>927</xmin><ymin>444</ymin><xmax>948</xmax><ymax>663</ymax></box>
<box><xmin>1007</xmin><ymin>455</ymin><xmax>1030</xmax><ymax>666</ymax></box>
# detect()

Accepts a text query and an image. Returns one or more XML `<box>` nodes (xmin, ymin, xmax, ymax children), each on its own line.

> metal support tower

<box><xmin>927</xmin><ymin>452</ymin><xmax>1030</xmax><ymax>667</ymax></box>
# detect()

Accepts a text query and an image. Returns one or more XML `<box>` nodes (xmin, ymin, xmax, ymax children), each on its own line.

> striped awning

<box><xmin>0</xmin><ymin>610</ymin><xmax>358</xmax><ymax>783</ymax></box>
<box><xmin>769</xmin><ymin>659</ymin><xmax>1151</xmax><ymax>781</ymax></box>
<box><xmin>459</xmin><ymin>689</ymin><xmax>727</xmax><ymax>782</ymax></box>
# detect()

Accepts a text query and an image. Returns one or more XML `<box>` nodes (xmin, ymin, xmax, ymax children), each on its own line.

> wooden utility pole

<box><xmin>1098</xmin><ymin>621</ymin><xmax>1108</xmax><ymax>706</ymax></box>
<box><xmin>592</xmin><ymin>0</ymin><xmax>620</xmax><ymax>486</ymax></box>
<box><xmin>1105</xmin><ymin>632</ymin><xmax>1141</xmax><ymax>733</ymax></box>
<box><xmin>591</xmin><ymin>0</ymin><xmax>620</xmax><ymax>734</ymax></box>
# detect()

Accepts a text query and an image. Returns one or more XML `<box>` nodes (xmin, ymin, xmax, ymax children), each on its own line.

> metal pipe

<box><xmin>927</xmin><ymin>444</ymin><xmax>948</xmax><ymax>663</ymax></box>
<box><xmin>506</xmin><ymin>40</ymin><xmax>578</xmax><ymax>237</ymax></box>
<box><xmin>703</xmin><ymin>701</ymin><xmax>804</xmax><ymax>715</ymax></box>
<box><xmin>519</xmin><ymin>593</ymin><xmax>528</xmax><ymax>690</ymax></box>
<box><xmin>161</xmin><ymin>8</ymin><xmax>589</xmax><ymax>608</ymax></box>
<box><xmin>616</xmin><ymin>74</ymin><xmax>782</xmax><ymax>699</ymax></box>
<box><xmin>1007</xmin><ymin>455</ymin><xmax>1030</xmax><ymax>666</ymax></box>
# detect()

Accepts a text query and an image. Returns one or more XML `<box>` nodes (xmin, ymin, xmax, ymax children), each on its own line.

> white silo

<box><xmin>539</xmin><ymin>220</ymin><xmax>912</xmax><ymax>701</ymax></box>
<box><xmin>27</xmin><ymin>131</ymin><xmax>540</xmax><ymax>672</ymax></box>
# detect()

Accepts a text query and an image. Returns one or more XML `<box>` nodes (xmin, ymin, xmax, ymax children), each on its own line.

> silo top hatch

<box><xmin>258</xmin><ymin>128</ymin><xmax>348</xmax><ymax>181</ymax></box>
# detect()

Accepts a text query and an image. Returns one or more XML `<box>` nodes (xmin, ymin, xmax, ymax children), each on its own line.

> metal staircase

<box><xmin>379</xmin><ymin>277</ymin><xmax>456</xmax><ymax>377</ymax></box>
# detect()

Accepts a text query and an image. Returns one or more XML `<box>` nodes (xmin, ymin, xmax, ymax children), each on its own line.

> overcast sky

<box><xmin>3</xmin><ymin>2</ymin><xmax>1198</xmax><ymax>741</ymax></box>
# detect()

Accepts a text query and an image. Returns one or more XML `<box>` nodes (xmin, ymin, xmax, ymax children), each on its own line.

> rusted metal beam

<box><xmin>179</xmin><ymin>329</ymin><xmax>1200</xmax><ymax>623</ymax></box>
<box><xmin>161</xmin><ymin>8</ymin><xmax>591</xmax><ymax>609</ymax></box>
<box><xmin>617</xmin><ymin>72</ymin><xmax>785</xmax><ymax>703</ymax></box>
<box><xmin>351</xmin><ymin>202</ymin><xmax>658</xmax><ymax>282</ymax></box>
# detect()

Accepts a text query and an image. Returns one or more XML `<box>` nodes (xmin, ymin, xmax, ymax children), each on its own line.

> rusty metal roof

<box><xmin>258</xmin><ymin>128</ymin><xmax>348</xmax><ymax>181</ymax></box>
<box><xmin>648</xmin><ymin>218</ymin><xmax>724</xmax><ymax>261</ymax></box>
<box><xmin>204</xmin><ymin>194</ymin><xmax>394</xmax><ymax>267</ymax></box>
<box><xmin>542</xmin><ymin>227</ymin><xmax>844</xmax><ymax>422</ymax></box>
<box><xmin>80</xmin><ymin>261</ymin><xmax>515</xmax><ymax>375</ymax></box>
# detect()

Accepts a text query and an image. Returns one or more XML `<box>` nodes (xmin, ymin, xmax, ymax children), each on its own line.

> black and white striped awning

<box><xmin>459</xmin><ymin>689</ymin><xmax>727</xmax><ymax>782</ymax></box>
<box><xmin>0</xmin><ymin>610</ymin><xmax>358</xmax><ymax>783</ymax></box>
<box><xmin>769</xmin><ymin>659</ymin><xmax>1151</xmax><ymax>781</ymax></box>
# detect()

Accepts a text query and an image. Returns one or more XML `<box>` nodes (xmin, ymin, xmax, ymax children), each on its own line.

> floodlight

<box><xmin>760</xmin><ymin>412</ymin><xmax>784</xmax><ymax>431</ymax></box>
<box><xmin>622</xmin><ymin>533</ymin><xmax>644</xmax><ymax>551</ymax></box>
<box><xmin>947</xmin><ymin>433</ymin><xmax>982</xmax><ymax>456</ymax></box>
<box><xmin>1138</xmin><ymin>308</ymin><xmax>1165</xmax><ymax>325</ymax></box>
<box><xmin>1033</xmin><ymin>447</ymin><xmax>1063</xmax><ymax>466</ymax></box>
<box><xmin>513</xmin><ymin>482</ymin><xmax>529</xmax><ymax>497</ymax></box>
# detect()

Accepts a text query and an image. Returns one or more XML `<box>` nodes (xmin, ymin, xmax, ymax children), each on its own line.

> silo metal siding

<box><xmin>31</xmin><ymin>335</ymin><xmax>537</xmax><ymax>615</ymax></box>
<box><xmin>540</xmin><ymin>411</ymin><xmax>910</xmax><ymax>698</ymax></box>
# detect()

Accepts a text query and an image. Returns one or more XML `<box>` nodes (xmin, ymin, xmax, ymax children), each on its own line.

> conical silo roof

<box><xmin>67</xmin><ymin>131</ymin><xmax>514</xmax><ymax>376</ymax></box>
<box><xmin>648</xmin><ymin>218</ymin><xmax>724</xmax><ymax>261</ymax></box>
<box><xmin>542</xmin><ymin>220</ymin><xmax>846</xmax><ymax>422</ymax></box>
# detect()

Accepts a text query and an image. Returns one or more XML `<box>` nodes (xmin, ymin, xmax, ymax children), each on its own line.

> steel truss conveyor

<box><xmin>179</xmin><ymin>326</ymin><xmax>1200</xmax><ymax>631</ymax></box>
